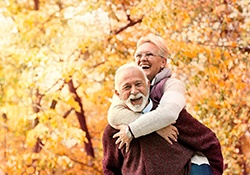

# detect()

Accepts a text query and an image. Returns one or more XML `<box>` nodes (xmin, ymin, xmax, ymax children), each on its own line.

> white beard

<box><xmin>124</xmin><ymin>92</ymin><xmax>149</xmax><ymax>112</ymax></box>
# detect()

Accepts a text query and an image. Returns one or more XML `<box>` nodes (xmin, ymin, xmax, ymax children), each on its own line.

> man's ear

<box><xmin>115</xmin><ymin>90</ymin><xmax>120</xmax><ymax>96</ymax></box>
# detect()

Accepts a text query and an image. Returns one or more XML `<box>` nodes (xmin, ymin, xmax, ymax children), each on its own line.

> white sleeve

<box><xmin>129</xmin><ymin>78</ymin><xmax>186</xmax><ymax>138</ymax></box>
<box><xmin>107</xmin><ymin>95</ymin><xmax>142</xmax><ymax>128</ymax></box>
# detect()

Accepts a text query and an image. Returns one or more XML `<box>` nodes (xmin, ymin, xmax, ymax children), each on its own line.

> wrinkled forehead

<box><xmin>135</xmin><ymin>42</ymin><xmax>160</xmax><ymax>53</ymax></box>
<box><xmin>118</xmin><ymin>68</ymin><xmax>145</xmax><ymax>83</ymax></box>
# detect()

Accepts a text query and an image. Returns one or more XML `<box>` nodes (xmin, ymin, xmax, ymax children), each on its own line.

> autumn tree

<box><xmin>0</xmin><ymin>0</ymin><xmax>249</xmax><ymax>174</ymax></box>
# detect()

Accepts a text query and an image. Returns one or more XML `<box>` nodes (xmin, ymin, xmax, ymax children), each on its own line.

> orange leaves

<box><xmin>207</xmin><ymin>65</ymin><xmax>219</xmax><ymax>84</ymax></box>
<box><xmin>1</xmin><ymin>0</ymin><xmax>250</xmax><ymax>174</ymax></box>
<box><xmin>66</xmin><ymin>96</ymin><xmax>81</xmax><ymax>113</ymax></box>
<box><xmin>213</xmin><ymin>4</ymin><xmax>227</xmax><ymax>16</ymax></box>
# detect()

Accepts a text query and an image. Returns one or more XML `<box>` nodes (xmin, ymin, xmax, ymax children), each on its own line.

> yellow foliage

<box><xmin>67</xmin><ymin>97</ymin><xmax>81</xmax><ymax>113</ymax></box>
<box><xmin>26</xmin><ymin>130</ymin><xmax>38</xmax><ymax>147</ymax></box>
<box><xmin>26</xmin><ymin>166</ymin><xmax>35</xmax><ymax>174</ymax></box>
<box><xmin>0</xmin><ymin>0</ymin><xmax>249</xmax><ymax>174</ymax></box>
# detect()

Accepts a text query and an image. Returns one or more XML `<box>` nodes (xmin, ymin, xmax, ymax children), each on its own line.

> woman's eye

<box><xmin>145</xmin><ymin>53</ymin><xmax>154</xmax><ymax>57</ymax></box>
<box><xmin>136</xmin><ymin>54</ymin><xmax>142</xmax><ymax>59</ymax></box>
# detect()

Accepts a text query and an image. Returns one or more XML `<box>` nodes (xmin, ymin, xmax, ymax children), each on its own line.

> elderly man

<box><xmin>102</xmin><ymin>63</ymin><xmax>194</xmax><ymax>175</ymax></box>
<box><xmin>102</xmin><ymin>63</ymin><xmax>223</xmax><ymax>175</ymax></box>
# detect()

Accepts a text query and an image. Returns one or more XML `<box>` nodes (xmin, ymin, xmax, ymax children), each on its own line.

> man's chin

<box><xmin>124</xmin><ymin>94</ymin><xmax>149</xmax><ymax>112</ymax></box>
<box><xmin>126</xmin><ymin>103</ymin><xmax>144</xmax><ymax>112</ymax></box>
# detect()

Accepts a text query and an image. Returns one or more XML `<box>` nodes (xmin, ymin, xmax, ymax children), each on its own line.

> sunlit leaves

<box><xmin>0</xmin><ymin>0</ymin><xmax>250</xmax><ymax>174</ymax></box>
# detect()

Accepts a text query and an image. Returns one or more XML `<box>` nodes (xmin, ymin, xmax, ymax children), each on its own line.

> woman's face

<box><xmin>135</xmin><ymin>42</ymin><xmax>166</xmax><ymax>81</ymax></box>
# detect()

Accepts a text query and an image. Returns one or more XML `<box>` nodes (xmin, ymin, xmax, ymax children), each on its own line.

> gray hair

<box><xmin>114</xmin><ymin>63</ymin><xmax>148</xmax><ymax>92</ymax></box>
<box><xmin>137</xmin><ymin>33</ymin><xmax>170</xmax><ymax>60</ymax></box>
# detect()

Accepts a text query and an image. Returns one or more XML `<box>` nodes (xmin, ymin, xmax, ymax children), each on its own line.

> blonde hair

<box><xmin>114</xmin><ymin>63</ymin><xmax>148</xmax><ymax>92</ymax></box>
<box><xmin>136</xmin><ymin>33</ymin><xmax>169</xmax><ymax>59</ymax></box>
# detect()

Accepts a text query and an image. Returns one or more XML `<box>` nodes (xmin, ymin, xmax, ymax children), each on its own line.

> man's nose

<box><xmin>131</xmin><ymin>85</ymin><xmax>138</xmax><ymax>94</ymax></box>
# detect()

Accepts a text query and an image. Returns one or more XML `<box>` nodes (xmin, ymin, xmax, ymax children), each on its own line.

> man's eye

<box><xmin>135</xmin><ymin>83</ymin><xmax>142</xmax><ymax>87</ymax></box>
<box><xmin>123</xmin><ymin>86</ymin><xmax>131</xmax><ymax>90</ymax></box>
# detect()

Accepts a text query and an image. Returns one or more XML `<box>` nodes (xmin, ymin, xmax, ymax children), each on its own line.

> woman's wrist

<box><xmin>126</xmin><ymin>125</ymin><xmax>135</xmax><ymax>138</ymax></box>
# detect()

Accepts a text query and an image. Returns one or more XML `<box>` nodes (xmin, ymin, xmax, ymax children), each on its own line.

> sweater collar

<box><xmin>151</xmin><ymin>68</ymin><xmax>172</xmax><ymax>86</ymax></box>
<box><xmin>142</xmin><ymin>99</ymin><xmax>153</xmax><ymax>114</ymax></box>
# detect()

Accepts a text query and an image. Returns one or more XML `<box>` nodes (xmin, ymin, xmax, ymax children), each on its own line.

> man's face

<box><xmin>135</xmin><ymin>42</ymin><xmax>166</xmax><ymax>81</ymax></box>
<box><xmin>115</xmin><ymin>68</ymin><xmax>150</xmax><ymax>112</ymax></box>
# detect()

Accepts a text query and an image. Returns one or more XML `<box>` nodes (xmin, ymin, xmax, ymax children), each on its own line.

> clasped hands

<box><xmin>113</xmin><ymin>123</ymin><xmax>179</xmax><ymax>153</ymax></box>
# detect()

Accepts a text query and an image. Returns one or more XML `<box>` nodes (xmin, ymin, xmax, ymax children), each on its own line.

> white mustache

<box><xmin>129</xmin><ymin>93</ymin><xmax>143</xmax><ymax>100</ymax></box>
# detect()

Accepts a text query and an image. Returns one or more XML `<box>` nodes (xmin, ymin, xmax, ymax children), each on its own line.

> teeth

<box><xmin>131</xmin><ymin>97</ymin><xmax>140</xmax><ymax>101</ymax></box>
<box><xmin>131</xmin><ymin>97</ymin><xmax>142</xmax><ymax>102</ymax></box>
<box><xmin>130</xmin><ymin>95</ymin><xmax>142</xmax><ymax>101</ymax></box>
<box><xmin>141</xmin><ymin>65</ymin><xmax>150</xmax><ymax>69</ymax></box>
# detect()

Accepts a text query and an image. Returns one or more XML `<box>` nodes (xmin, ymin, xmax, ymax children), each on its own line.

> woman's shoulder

<box><xmin>164</xmin><ymin>77</ymin><xmax>185</xmax><ymax>86</ymax></box>
<box><xmin>163</xmin><ymin>77</ymin><xmax>185</xmax><ymax>92</ymax></box>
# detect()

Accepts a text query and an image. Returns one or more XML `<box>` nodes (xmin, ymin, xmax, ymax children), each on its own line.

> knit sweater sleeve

<box><xmin>107</xmin><ymin>78</ymin><xmax>186</xmax><ymax>138</ymax></box>
<box><xmin>107</xmin><ymin>95</ymin><xmax>142</xmax><ymax>128</ymax></box>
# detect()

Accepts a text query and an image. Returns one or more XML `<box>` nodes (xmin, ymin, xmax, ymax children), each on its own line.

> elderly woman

<box><xmin>107</xmin><ymin>34</ymin><xmax>223</xmax><ymax>175</ymax></box>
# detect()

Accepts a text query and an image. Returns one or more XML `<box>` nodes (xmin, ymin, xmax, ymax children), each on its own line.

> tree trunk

<box><xmin>34</xmin><ymin>0</ymin><xmax>39</xmax><ymax>10</ymax></box>
<box><xmin>32</xmin><ymin>89</ymin><xmax>43</xmax><ymax>153</ymax></box>
<box><xmin>68</xmin><ymin>79</ymin><xmax>95</xmax><ymax>157</ymax></box>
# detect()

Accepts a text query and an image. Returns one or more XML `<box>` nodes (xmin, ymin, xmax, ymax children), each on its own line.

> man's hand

<box><xmin>113</xmin><ymin>125</ymin><xmax>133</xmax><ymax>153</ymax></box>
<box><xmin>156</xmin><ymin>124</ymin><xmax>179</xmax><ymax>145</ymax></box>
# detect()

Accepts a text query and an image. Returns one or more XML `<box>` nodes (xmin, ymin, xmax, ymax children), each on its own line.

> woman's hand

<box><xmin>113</xmin><ymin>125</ymin><xmax>133</xmax><ymax>153</ymax></box>
<box><xmin>156</xmin><ymin>124</ymin><xmax>179</xmax><ymax>145</ymax></box>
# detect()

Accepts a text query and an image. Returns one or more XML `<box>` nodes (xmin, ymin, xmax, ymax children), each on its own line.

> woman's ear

<box><xmin>161</xmin><ymin>59</ymin><xmax>167</xmax><ymax>68</ymax></box>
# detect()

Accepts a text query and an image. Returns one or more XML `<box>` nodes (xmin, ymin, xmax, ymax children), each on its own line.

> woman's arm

<box><xmin>129</xmin><ymin>78</ymin><xmax>186</xmax><ymax>138</ymax></box>
<box><xmin>107</xmin><ymin>95</ymin><xmax>142</xmax><ymax>128</ymax></box>
<box><xmin>108</xmin><ymin>77</ymin><xmax>186</xmax><ymax>138</ymax></box>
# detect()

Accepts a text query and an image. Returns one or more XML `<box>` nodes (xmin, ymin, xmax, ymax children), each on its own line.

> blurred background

<box><xmin>0</xmin><ymin>0</ymin><xmax>249</xmax><ymax>174</ymax></box>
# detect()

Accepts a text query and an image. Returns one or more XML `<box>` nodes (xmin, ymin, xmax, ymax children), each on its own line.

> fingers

<box><xmin>112</xmin><ymin>125</ymin><xmax>133</xmax><ymax>151</ymax></box>
<box><xmin>115</xmin><ymin>137</ymin><xmax>126</xmax><ymax>149</ymax></box>
<box><xmin>168</xmin><ymin>127</ymin><xmax>178</xmax><ymax>141</ymax></box>
<box><xmin>115</xmin><ymin>137</ymin><xmax>121</xmax><ymax>145</ymax></box>
<box><xmin>118</xmin><ymin>141</ymin><xmax>125</xmax><ymax>149</ymax></box>
<box><xmin>169</xmin><ymin>125</ymin><xmax>178</xmax><ymax>134</ymax></box>
<box><xmin>113</xmin><ymin>132</ymin><xmax>119</xmax><ymax>138</ymax></box>
<box><xmin>172</xmin><ymin>126</ymin><xmax>179</xmax><ymax>135</ymax></box>
<box><xmin>125</xmin><ymin>143</ymin><xmax>130</xmax><ymax>153</ymax></box>
<box><xmin>125</xmin><ymin>138</ymin><xmax>132</xmax><ymax>152</ymax></box>
<box><xmin>169</xmin><ymin>133</ymin><xmax>177</xmax><ymax>142</ymax></box>
<box><xmin>114</xmin><ymin>135</ymin><xmax>130</xmax><ymax>150</ymax></box>
<box><xmin>118</xmin><ymin>139</ymin><xmax>131</xmax><ymax>151</ymax></box>
<box><xmin>165</xmin><ymin>137</ymin><xmax>173</xmax><ymax>145</ymax></box>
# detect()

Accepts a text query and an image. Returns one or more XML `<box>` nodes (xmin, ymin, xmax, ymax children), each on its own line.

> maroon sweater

<box><xmin>102</xmin><ymin>125</ymin><xmax>194</xmax><ymax>175</ymax></box>
<box><xmin>102</xmin><ymin>112</ymin><xmax>223</xmax><ymax>175</ymax></box>
<box><xmin>150</xmin><ymin>77</ymin><xmax>224</xmax><ymax>175</ymax></box>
